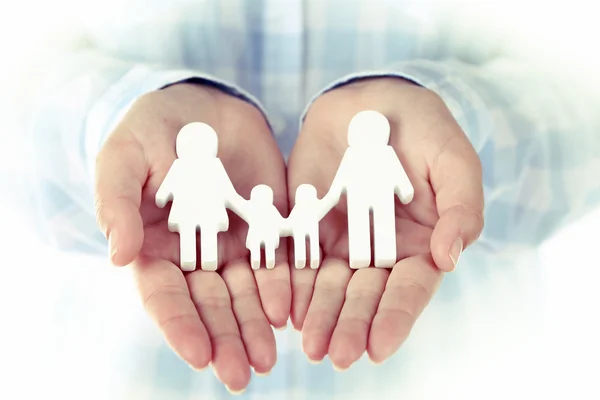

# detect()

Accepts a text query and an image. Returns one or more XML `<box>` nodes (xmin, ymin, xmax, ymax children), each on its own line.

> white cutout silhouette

<box><xmin>155</xmin><ymin>122</ymin><xmax>247</xmax><ymax>272</ymax></box>
<box><xmin>319</xmin><ymin>110</ymin><xmax>414</xmax><ymax>268</ymax></box>
<box><xmin>286</xmin><ymin>184</ymin><xmax>331</xmax><ymax>269</ymax></box>
<box><xmin>155</xmin><ymin>111</ymin><xmax>413</xmax><ymax>272</ymax></box>
<box><xmin>242</xmin><ymin>184</ymin><xmax>286</xmax><ymax>270</ymax></box>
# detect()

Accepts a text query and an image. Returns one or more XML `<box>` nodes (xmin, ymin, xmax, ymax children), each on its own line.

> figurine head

<box><xmin>250</xmin><ymin>184</ymin><xmax>274</xmax><ymax>203</ymax></box>
<box><xmin>347</xmin><ymin>110</ymin><xmax>390</xmax><ymax>148</ymax></box>
<box><xmin>176</xmin><ymin>122</ymin><xmax>218</xmax><ymax>159</ymax></box>
<box><xmin>295</xmin><ymin>184</ymin><xmax>317</xmax><ymax>203</ymax></box>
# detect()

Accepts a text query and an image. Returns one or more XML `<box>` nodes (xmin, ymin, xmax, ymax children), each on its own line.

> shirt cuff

<box><xmin>299</xmin><ymin>59</ymin><xmax>493</xmax><ymax>154</ymax></box>
<box><xmin>84</xmin><ymin>66</ymin><xmax>270</xmax><ymax>181</ymax></box>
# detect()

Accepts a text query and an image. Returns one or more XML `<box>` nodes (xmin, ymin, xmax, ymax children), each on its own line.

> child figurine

<box><xmin>243</xmin><ymin>184</ymin><xmax>286</xmax><ymax>270</ymax></box>
<box><xmin>287</xmin><ymin>184</ymin><xmax>331</xmax><ymax>269</ymax></box>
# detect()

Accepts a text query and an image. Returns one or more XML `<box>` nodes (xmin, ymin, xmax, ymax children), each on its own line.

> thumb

<box><xmin>94</xmin><ymin>137</ymin><xmax>147</xmax><ymax>266</ymax></box>
<box><xmin>429</xmin><ymin>136</ymin><xmax>484</xmax><ymax>272</ymax></box>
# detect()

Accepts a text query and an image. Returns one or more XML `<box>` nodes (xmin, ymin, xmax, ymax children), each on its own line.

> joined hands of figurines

<box><xmin>159</xmin><ymin>111</ymin><xmax>415</xmax><ymax>272</ymax></box>
<box><xmin>94</xmin><ymin>82</ymin><xmax>289</xmax><ymax>393</ymax></box>
<box><xmin>287</xmin><ymin>77</ymin><xmax>484</xmax><ymax>371</ymax></box>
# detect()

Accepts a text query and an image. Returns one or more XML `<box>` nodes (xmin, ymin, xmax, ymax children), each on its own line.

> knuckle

<box><xmin>304</xmin><ymin>309</ymin><xmax>338</xmax><ymax>330</ymax></box>
<box><xmin>193</xmin><ymin>294</ymin><xmax>231</xmax><ymax>310</ymax></box>
<box><xmin>345</xmin><ymin>287</ymin><xmax>382</xmax><ymax>304</ymax></box>
<box><xmin>158</xmin><ymin>312</ymin><xmax>196</xmax><ymax>331</ymax></box>
<box><xmin>237</xmin><ymin>314</ymin><xmax>267</xmax><ymax>332</ymax></box>
<box><xmin>391</xmin><ymin>279</ymin><xmax>432</xmax><ymax>306</ymax></box>
<box><xmin>209</xmin><ymin>331</ymin><xmax>241</xmax><ymax>346</ymax></box>
<box><xmin>93</xmin><ymin>193</ymin><xmax>136</xmax><ymax>232</ymax></box>
<box><xmin>143</xmin><ymin>284</ymin><xmax>188</xmax><ymax>310</ymax></box>
<box><xmin>336</xmin><ymin>315</ymin><xmax>371</xmax><ymax>333</ymax></box>
<box><xmin>452</xmin><ymin>204</ymin><xmax>485</xmax><ymax>240</ymax></box>
<box><xmin>316</xmin><ymin>282</ymin><xmax>346</xmax><ymax>298</ymax></box>
<box><xmin>259</xmin><ymin>275</ymin><xmax>289</xmax><ymax>292</ymax></box>
<box><xmin>381</xmin><ymin>305</ymin><xmax>417</xmax><ymax>327</ymax></box>
<box><xmin>231</xmin><ymin>286</ymin><xmax>259</xmax><ymax>304</ymax></box>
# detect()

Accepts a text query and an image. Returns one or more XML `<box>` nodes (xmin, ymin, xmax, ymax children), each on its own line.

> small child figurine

<box><xmin>287</xmin><ymin>184</ymin><xmax>331</xmax><ymax>269</ymax></box>
<box><xmin>244</xmin><ymin>184</ymin><xmax>286</xmax><ymax>270</ymax></box>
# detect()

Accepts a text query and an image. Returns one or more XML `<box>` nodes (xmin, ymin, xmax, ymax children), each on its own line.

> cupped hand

<box><xmin>94</xmin><ymin>82</ymin><xmax>289</xmax><ymax>392</ymax></box>
<box><xmin>287</xmin><ymin>77</ymin><xmax>484</xmax><ymax>369</ymax></box>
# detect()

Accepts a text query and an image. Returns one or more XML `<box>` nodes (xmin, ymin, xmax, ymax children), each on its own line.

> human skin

<box><xmin>287</xmin><ymin>77</ymin><xmax>484</xmax><ymax>369</ymax></box>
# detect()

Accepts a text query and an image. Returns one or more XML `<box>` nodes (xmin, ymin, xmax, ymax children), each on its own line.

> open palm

<box><xmin>94</xmin><ymin>83</ymin><xmax>289</xmax><ymax>392</ymax></box>
<box><xmin>288</xmin><ymin>77</ymin><xmax>484</xmax><ymax>370</ymax></box>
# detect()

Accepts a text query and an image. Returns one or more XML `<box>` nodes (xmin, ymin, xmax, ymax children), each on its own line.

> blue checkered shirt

<box><xmin>8</xmin><ymin>0</ymin><xmax>600</xmax><ymax>398</ymax></box>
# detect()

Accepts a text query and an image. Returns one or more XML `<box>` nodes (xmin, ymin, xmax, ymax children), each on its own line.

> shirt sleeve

<box><xmin>14</xmin><ymin>49</ymin><xmax>268</xmax><ymax>256</ymax></box>
<box><xmin>303</xmin><ymin>58</ymin><xmax>600</xmax><ymax>253</ymax></box>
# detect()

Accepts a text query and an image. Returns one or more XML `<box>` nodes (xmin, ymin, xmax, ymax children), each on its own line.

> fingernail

<box><xmin>449</xmin><ymin>237</ymin><xmax>463</xmax><ymax>269</ymax></box>
<box><xmin>369</xmin><ymin>358</ymin><xmax>384</xmax><ymax>366</ymax></box>
<box><xmin>209</xmin><ymin>363</ymin><xmax>222</xmax><ymax>381</ymax></box>
<box><xmin>332</xmin><ymin>364</ymin><xmax>349</xmax><ymax>372</ymax></box>
<box><xmin>274</xmin><ymin>323</ymin><xmax>287</xmax><ymax>331</ymax></box>
<box><xmin>307</xmin><ymin>357</ymin><xmax>323</xmax><ymax>365</ymax></box>
<box><xmin>108</xmin><ymin>231</ymin><xmax>118</xmax><ymax>259</ymax></box>
<box><xmin>226</xmin><ymin>386</ymin><xmax>246</xmax><ymax>396</ymax></box>
<box><xmin>254</xmin><ymin>370</ymin><xmax>271</xmax><ymax>377</ymax></box>
<box><xmin>190</xmin><ymin>364</ymin><xmax>208</xmax><ymax>372</ymax></box>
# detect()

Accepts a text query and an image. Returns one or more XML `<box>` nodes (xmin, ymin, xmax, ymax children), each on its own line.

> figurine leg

<box><xmin>250</xmin><ymin>243</ymin><xmax>261</xmax><ymax>270</ymax></box>
<box><xmin>373</xmin><ymin>197</ymin><xmax>396</xmax><ymax>268</ymax></box>
<box><xmin>200</xmin><ymin>228</ymin><xmax>218</xmax><ymax>271</ymax></box>
<box><xmin>264</xmin><ymin>243</ymin><xmax>276</xmax><ymax>270</ymax></box>
<box><xmin>309</xmin><ymin>229</ymin><xmax>320</xmax><ymax>269</ymax></box>
<box><xmin>347</xmin><ymin>203</ymin><xmax>371</xmax><ymax>269</ymax></box>
<box><xmin>293</xmin><ymin>233</ymin><xmax>307</xmax><ymax>269</ymax></box>
<box><xmin>179</xmin><ymin>225</ymin><xmax>197</xmax><ymax>272</ymax></box>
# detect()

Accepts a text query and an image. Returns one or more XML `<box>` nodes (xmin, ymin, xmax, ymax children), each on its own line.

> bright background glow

<box><xmin>0</xmin><ymin>1</ymin><xmax>598</xmax><ymax>398</ymax></box>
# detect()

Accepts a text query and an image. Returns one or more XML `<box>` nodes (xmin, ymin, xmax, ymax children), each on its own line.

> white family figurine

<box><xmin>155</xmin><ymin>110</ymin><xmax>414</xmax><ymax>272</ymax></box>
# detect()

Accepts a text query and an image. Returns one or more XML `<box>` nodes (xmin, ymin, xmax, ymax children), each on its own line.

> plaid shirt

<box><xmin>9</xmin><ymin>0</ymin><xmax>600</xmax><ymax>398</ymax></box>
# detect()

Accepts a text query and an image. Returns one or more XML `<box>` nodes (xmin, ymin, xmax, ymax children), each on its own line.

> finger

<box><xmin>187</xmin><ymin>270</ymin><xmax>251</xmax><ymax>393</ymax></box>
<box><xmin>430</xmin><ymin>135</ymin><xmax>484</xmax><ymax>271</ymax></box>
<box><xmin>328</xmin><ymin>268</ymin><xmax>388</xmax><ymax>370</ymax></box>
<box><xmin>221</xmin><ymin>259</ymin><xmax>277</xmax><ymax>375</ymax></box>
<box><xmin>368</xmin><ymin>254</ymin><xmax>442</xmax><ymax>364</ymax></box>
<box><xmin>133</xmin><ymin>257</ymin><xmax>211</xmax><ymax>370</ymax></box>
<box><xmin>253</xmin><ymin>244</ymin><xmax>291</xmax><ymax>329</ymax></box>
<box><xmin>95</xmin><ymin>136</ymin><xmax>147</xmax><ymax>266</ymax></box>
<box><xmin>290</xmin><ymin>265</ymin><xmax>318</xmax><ymax>331</ymax></box>
<box><xmin>301</xmin><ymin>258</ymin><xmax>353</xmax><ymax>363</ymax></box>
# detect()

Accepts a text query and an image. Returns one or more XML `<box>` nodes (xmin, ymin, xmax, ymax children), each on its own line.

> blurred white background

<box><xmin>0</xmin><ymin>1</ymin><xmax>598</xmax><ymax>399</ymax></box>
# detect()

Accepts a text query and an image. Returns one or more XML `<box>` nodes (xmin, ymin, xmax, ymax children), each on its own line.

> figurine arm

<box><xmin>155</xmin><ymin>161</ymin><xmax>178</xmax><ymax>208</ymax></box>
<box><xmin>320</xmin><ymin>152</ymin><xmax>349</xmax><ymax>212</ymax></box>
<box><xmin>226</xmin><ymin>190</ymin><xmax>250</xmax><ymax>221</ymax></box>
<box><xmin>278</xmin><ymin>210</ymin><xmax>291</xmax><ymax>236</ymax></box>
<box><xmin>215</xmin><ymin>159</ymin><xmax>250</xmax><ymax>220</ymax></box>
<box><xmin>388</xmin><ymin>147</ymin><xmax>415</xmax><ymax>204</ymax></box>
<box><xmin>315</xmin><ymin>198</ymin><xmax>335</xmax><ymax>221</ymax></box>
